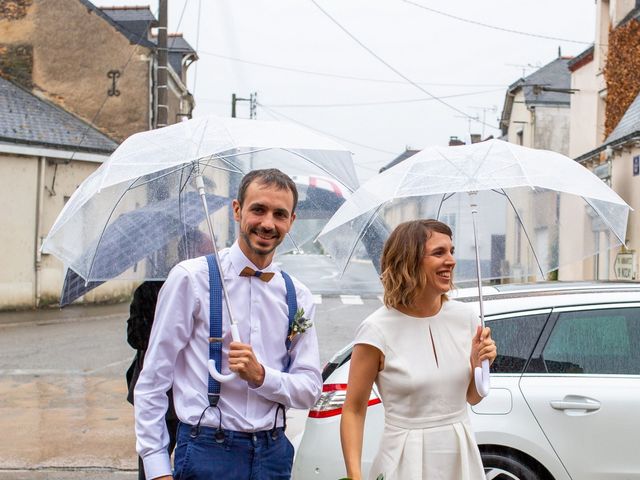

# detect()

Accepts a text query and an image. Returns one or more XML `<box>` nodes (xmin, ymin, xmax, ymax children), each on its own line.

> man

<box><xmin>134</xmin><ymin>169</ymin><xmax>322</xmax><ymax>480</ymax></box>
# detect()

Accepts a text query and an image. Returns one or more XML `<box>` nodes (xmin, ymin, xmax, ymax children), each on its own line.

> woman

<box><xmin>340</xmin><ymin>219</ymin><xmax>497</xmax><ymax>480</ymax></box>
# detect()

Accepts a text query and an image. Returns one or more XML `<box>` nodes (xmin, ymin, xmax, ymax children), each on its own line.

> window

<box><xmin>536</xmin><ymin>308</ymin><xmax>640</xmax><ymax>375</ymax></box>
<box><xmin>488</xmin><ymin>313</ymin><xmax>548</xmax><ymax>373</ymax></box>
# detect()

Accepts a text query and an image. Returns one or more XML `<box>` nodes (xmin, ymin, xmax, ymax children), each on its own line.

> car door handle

<box><xmin>550</xmin><ymin>399</ymin><xmax>601</xmax><ymax>411</ymax></box>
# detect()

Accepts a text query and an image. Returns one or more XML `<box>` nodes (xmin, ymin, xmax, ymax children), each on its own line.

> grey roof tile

<box><xmin>99</xmin><ymin>6</ymin><xmax>156</xmax><ymax>22</ymax></box>
<box><xmin>100</xmin><ymin>6</ymin><xmax>157</xmax><ymax>45</ymax></box>
<box><xmin>77</xmin><ymin>0</ymin><xmax>155</xmax><ymax>48</ymax></box>
<box><xmin>0</xmin><ymin>76</ymin><xmax>118</xmax><ymax>154</ymax></box>
<box><xmin>605</xmin><ymin>91</ymin><xmax>640</xmax><ymax>145</ymax></box>
<box><xmin>166</xmin><ymin>34</ymin><xmax>196</xmax><ymax>53</ymax></box>
<box><xmin>510</xmin><ymin>57</ymin><xmax>572</xmax><ymax>106</ymax></box>
<box><xmin>380</xmin><ymin>148</ymin><xmax>420</xmax><ymax>172</ymax></box>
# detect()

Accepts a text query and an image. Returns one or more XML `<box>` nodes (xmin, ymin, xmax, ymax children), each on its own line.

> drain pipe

<box><xmin>35</xmin><ymin>156</ymin><xmax>46</xmax><ymax>307</ymax></box>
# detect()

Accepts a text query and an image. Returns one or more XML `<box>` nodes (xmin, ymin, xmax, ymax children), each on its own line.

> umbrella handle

<box><xmin>474</xmin><ymin>359</ymin><xmax>491</xmax><ymax>397</ymax></box>
<box><xmin>207</xmin><ymin>324</ymin><xmax>242</xmax><ymax>383</ymax></box>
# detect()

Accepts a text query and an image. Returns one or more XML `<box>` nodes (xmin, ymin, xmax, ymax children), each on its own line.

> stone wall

<box><xmin>0</xmin><ymin>0</ymin><xmax>153</xmax><ymax>140</ymax></box>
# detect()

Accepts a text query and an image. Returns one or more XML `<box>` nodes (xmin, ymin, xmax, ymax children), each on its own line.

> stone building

<box><xmin>0</xmin><ymin>0</ymin><xmax>198</xmax><ymax>308</ymax></box>
<box><xmin>0</xmin><ymin>0</ymin><xmax>197</xmax><ymax>141</ymax></box>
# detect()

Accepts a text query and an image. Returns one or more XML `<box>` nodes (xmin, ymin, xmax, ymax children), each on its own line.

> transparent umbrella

<box><xmin>317</xmin><ymin>138</ymin><xmax>631</xmax><ymax>396</ymax></box>
<box><xmin>43</xmin><ymin>114</ymin><xmax>359</xmax><ymax>303</ymax></box>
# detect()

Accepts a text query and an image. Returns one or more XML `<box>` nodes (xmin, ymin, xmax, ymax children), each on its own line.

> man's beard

<box><xmin>241</xmin><ymin>227</ymin><xmax>282</xmax><ymax>256</ymax></box>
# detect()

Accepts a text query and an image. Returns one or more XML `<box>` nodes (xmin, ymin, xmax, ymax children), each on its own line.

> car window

<box><xmin>488</xmin><ymin>313</ymin><xmax>548</xmax><ymax>373</ymax></box>
<box><xmin>322</xmin><ymin>343</ymin><xmax>353</xmax><ymax>381</ymax></box>
<box><xmin>538</xmin><ymin>308</ymin><xmax>640</xmax><ymax>375</ymax></box>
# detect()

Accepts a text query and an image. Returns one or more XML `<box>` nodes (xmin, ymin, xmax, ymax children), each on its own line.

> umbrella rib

<box><xmin>86</xmin><ymin>177</ymin><xmax>141</xmax><ymax>282</ymax></box>
<box><xmin>280</xmin><ymin>148</ymin><xmax>357</xmax><ymax>193</ymax></box>
<box><xmin>503</xmin><ymin>141</ymin><xmax>535</xmax><ymax>188</ymax></box>
<box><xmin>582</xmin><ymin>196</ymin><xmax>626</xmax><ymax>245</ymax></box>
<box><xmin>467</xmin><ymin>141</ymin><xmax>496</xmax><ymax>184</ymax></box>
<box><xmin>178</xmin><ymin>165</ymin><xmax>190</xmax><ymax>256</ymax></box>
<box><xmin>340</xmin><ymin>202</ymin><xmax>387</xmax><ymax>277</ymax></box>
<box><xmin>501</xmin><ymin>188</ymin><xmax>546</xmax><ymax>279</ymax></box>
<box><xmin>435</xmin><ymin>193</ymin><xmax>455</xmax><ymax>220</ymax></box>
<box><xmin>434</xmin><ymin>148</ymin><xmax>471</xmax><ymax>180</ymax></box>
<box><xmin>127</xmin><ymin>162</ymin><xmax>203</xmax><ymax>190</ymax></box>
<box><xmin>281</xmin><ymin>148</ymin><xmax>355</xmax><ymax>253</ymax></box>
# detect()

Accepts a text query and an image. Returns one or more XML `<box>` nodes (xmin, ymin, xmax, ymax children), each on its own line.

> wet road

<box><xmin>0</xmin><ymin>289</ymin><xmax>382</xmax><ymax>479</ymax></box>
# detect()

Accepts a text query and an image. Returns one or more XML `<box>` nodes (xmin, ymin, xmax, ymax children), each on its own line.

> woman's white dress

<box><xmin>355</xmin><ymin>300</ymin><xmax>485</xmax><ymax>480</ymax></box>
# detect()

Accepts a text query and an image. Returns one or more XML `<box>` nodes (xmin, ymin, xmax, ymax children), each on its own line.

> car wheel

<box><xmin>482</xmin><ymin>452</ymin><xmax>539</xmax><ymax>480</ymax></box>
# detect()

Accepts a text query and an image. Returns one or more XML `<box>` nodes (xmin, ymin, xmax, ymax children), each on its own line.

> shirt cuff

<box><xmin>250</xmin><ymin>364</ymin><xmax>282</xmax><ymax>397</ymax></box>
<box><xmin>142</xmin><ymin>450</ymin><xmax>172</xmax><ymax>480</ymax></box>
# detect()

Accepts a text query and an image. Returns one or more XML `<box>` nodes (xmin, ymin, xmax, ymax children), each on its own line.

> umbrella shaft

<box><xmin>196</xmin><ymin>174</ymin><xmax>237</xmax><ymax>327</ymax></box>
<box><xmin>469</xmin><ymin>192</ymin><xmax>485</xmax><ymax>328</ymax></box>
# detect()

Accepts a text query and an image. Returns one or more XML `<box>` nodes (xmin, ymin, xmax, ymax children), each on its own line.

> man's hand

<box><xmin>228</xmin><ymin>342</ymin><xmax>265</xmax><ymax>386</ymax></box>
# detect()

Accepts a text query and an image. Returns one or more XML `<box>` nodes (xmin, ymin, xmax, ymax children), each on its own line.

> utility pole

<box><xmin>231</xmin><ymin>92</ymin><xmax>257</xmax><ymax>119</ymax></box>
<box><xmin>229</xmin><ymin>91</ymin><xmax>257</xmax><ymax>246</ymax></box>
<box><xmin>156</xmin><ymin>0</ymin><xmax>168</xmax><ymax>128</ymax></box>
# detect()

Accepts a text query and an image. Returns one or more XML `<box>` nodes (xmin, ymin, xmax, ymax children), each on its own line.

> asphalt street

<box><xmin>0</xmin><ymin>262</ymin><xmax>383</xmax><ymax>479</ymax></box>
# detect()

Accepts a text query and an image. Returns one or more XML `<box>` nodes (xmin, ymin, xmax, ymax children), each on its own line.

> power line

<box><xmin>192</xmin><ymin>0</ymin><xmax>203</xmax><ymax>95</ymax></box>
<box><xmin>257</xmin><ymin>103</ymin><xmax>398</xmax><ymax>157</ymax></box>
<box><xmin>401</xmin><ymin>0</ymin><xmax>595</xmax><ymax>46</ymax></box>
<box><xmin>308</xmin><ymin>0</ymin><xmax>495</xmax><ymax>130</ymax></box>
<box><xmin>257</xmin><ymin>106</ymin><xmax>382</xmax><ymax>173</ymax></box>
<box><xmin>262</xmin><ymin>88</ymin><xmax>504</xmax><ymax>108</ymax></box>
<box><xmin>198</xmin><ymin>50</ymin><xmax>507</xmax><ymax>88</ymax></box>
<box><xmin>168</xmin><ymin>0</ymin><xmax>189</xmax><ymax>49</ymax></box>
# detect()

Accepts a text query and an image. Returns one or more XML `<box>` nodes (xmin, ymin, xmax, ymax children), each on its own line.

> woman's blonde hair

<box><xmin>381</xmin><ymin>219</ymin><xmax>454</xmax><ymax>309</ymax></box>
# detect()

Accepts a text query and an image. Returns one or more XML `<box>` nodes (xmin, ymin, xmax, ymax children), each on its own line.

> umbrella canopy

<box><xmin>318</xmin><ymin>139</ymin><xmax>631</xmax><ymax>283</ymax></box>
<box><xmin>43</xmin><ymin>114</ymin><xmax>360</xmax><ymax>305</ymax></box>
<box><xmin>318</xmin><ymin>138</ymin><xmax>631</xmax><ymax>396</ymax></box>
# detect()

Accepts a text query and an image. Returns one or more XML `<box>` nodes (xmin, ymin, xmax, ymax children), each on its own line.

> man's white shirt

<box><xmin>134</xmin><ymin>242</ymin><xmax>322</xmax><ymax>479</ymax></box>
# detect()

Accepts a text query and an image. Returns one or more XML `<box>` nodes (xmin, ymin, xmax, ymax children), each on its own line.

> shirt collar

<box><xmin>229</xmin><ymin>241</ymin><xmax>279</xmax><ymax>276</ymax></box>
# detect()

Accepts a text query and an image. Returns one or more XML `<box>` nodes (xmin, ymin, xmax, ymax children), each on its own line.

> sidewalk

<box><xmin>0</xmin><ymin>302</ymin><xmax>130</xmax><ymax>328</ymax></box>
<box><xmin>0</xmin><ymin>302</ymin><xmax>309</xmax><ymax>479</ymax></box>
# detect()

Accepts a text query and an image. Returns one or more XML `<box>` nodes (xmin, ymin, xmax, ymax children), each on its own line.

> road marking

<box><xmin>312</xmin><ymin>294</ymin><xmax>323</xmax><ymax>304</ymax></box>
<box><xmin>340</xmin><ymin>295</ymin><xmax>363</xmax><ymax>305</ymax></box>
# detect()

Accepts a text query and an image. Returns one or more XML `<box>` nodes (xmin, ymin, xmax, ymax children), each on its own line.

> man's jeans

<box><xmin>173</xmin><ymin>422</ymin><xmax>294</xmax><ymax>480</ymax></box>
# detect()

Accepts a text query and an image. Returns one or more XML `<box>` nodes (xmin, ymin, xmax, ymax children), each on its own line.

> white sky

<box><xmin>97</xmin><ymin>0</ymin><xmax>596</xmax><ymax>181</ymax></box>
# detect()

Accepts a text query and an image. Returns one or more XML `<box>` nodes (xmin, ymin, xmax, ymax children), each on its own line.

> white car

<box><xmin>293</xmin><ymin>282</ymin><xmax>640</xmax><ymax>480</ymax></box>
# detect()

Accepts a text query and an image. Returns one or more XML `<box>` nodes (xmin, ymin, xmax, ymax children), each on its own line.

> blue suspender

<box><xmin>281</xmin><ymin>271</ymin><xmax>297</xmax><ymax>373</ymax></box>
<box><xmin>206</xmin><ymin>255</ymin><xmax>223</xmax><ymax>407</ymax></box>
<box><xmin>205</xmin><ymin>254</ymin><xmax>297</xmax><ymax>407</ymax></box>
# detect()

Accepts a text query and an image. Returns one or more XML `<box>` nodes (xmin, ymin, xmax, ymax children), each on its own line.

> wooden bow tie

<box><xmin>239</xmin><ymin>266</ymin><xmax>275</xmax><ymax>282</ymax></box>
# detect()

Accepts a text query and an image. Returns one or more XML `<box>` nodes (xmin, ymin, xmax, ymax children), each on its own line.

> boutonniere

<box><xmin>288</xmin><ymin>307</ymin><xmax>313</xmax><ymax>342</ymax></box>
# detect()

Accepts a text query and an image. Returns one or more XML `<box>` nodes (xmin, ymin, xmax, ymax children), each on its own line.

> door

<box><xmin>519</xmin><ymin>304</ymin><xmax>640</xmax><ymax>479</ymax></box>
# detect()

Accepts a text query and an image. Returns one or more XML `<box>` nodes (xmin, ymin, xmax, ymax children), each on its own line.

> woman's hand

<box><xmin>471</xmin><ymin>325</ymin><xmax>497</xmax><ymax>369</ymax></box>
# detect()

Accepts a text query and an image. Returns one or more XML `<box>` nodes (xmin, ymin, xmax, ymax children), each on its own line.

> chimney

<box><xmin>449</xmin><ymin>136</ymin><xmax>465</xmax><ymax>146</ymax></box>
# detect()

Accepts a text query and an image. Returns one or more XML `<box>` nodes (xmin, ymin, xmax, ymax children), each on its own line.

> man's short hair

<box><xmin>237</xmin><ymin>169</ymin><xmax>299</xmax><ymax>213</ymax></box>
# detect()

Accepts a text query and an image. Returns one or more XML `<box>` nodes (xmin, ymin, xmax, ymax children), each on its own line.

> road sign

<box><xmin>614</xmin><ymin>252</ymin><xmax>636</xmax><ymax>280</ymax></box>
